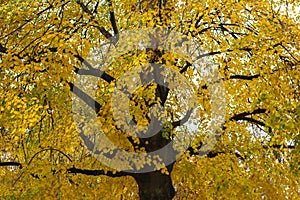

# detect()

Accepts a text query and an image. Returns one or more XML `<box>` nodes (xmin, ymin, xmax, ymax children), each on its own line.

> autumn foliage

<box><xmin>0</xmin><ymin>0</ymin><xmax>299</xmax><ymax>199</ymax></box>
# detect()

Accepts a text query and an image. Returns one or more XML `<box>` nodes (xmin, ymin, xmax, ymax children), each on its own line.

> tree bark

<box><xmin>133</xmin><ymin>168</ymin><xmax>175</xmax><ymax>200</ymax></box>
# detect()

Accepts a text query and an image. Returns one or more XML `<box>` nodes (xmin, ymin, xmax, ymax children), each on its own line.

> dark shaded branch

<box><xmin>207</xmin><ymin>151</ymin><xmax>245</xmax><ymax>160</ymax></box>
<box><xmin>93</xmin><ymin>2</ymin><xmax>99</xmax><ymax>13</ymax></box>
<box><xmin>72</xmin><ymin>51</ymin><xmax>117</xmax><ymax>83</ymax></box>
<box><xmin>67</xmin><ymin>166</ymin><xmax>129</xmax><ymax>177</ymax></box>
<box><xmin>191</xmin><ymin>144</ymin><xmax>296</xmax><ymax>160</ymax></box>
<box><xmin>278</xmin><ymin>43</ymin><xmax>299</xmax><ymax>63</ymax></box>
<box><xmin>265</xmin><ymin>144</ymin><xmax>295</xmax><ymax>149</ymax></box>
<box><xmin>0</xmin><ymin>162</ymin><xmax>22</xmax><ymax>168</ymax></box>
<box><xmin>195</xmin><ymin>12</ymin><xmax>205</xmax><ymax>28</ymax></box>
<box><xmin>219</xmin><ymin>24</ymin><xmax>238</xmax><ymax>39</ymax></box>
<box><xmin>0</xmin><ymin>43</ymin><xmax>8</xmax><ymax>53</ymax></box>
<box><xmin>76</xmin><ymin>0</ymin><xmax>92</xmax><ymax>15</ymax></box>
<box><xmin>110</xmin><ymin>12</ymin><xmax>118</xmax><ymax>35</ymax></box>
<box><xmin>1</xmin><ymin>43</ymin><xmax>115</xmax><ymax>84</ymax></box>
<box><xmin>108</xmin><ymin>0</ymin><xmax>119</xmax><ymax>35</ymax></box>
<box><xmin>239</xmin><ymin>117</ymin><xmax>266</xmax><ymax>127</ymax></box>
<box><xmin>197</xmin><ymin>27</ymin><xmax>212</xmax><ymax>35</ymax></box>
<box><xmin>181</xmin><ymin>42</ymin><xmax>283</xmax><ymax>74</ymax></box>
<box><xmin>74</xmin><ymin>53</ymin><xmax>102</xmax><ymax>68</ymax></box>
<box><xmin>96</xmin><ymin>26</ymin><xmax>113</xmax><ymax>40</ymax></box>
<box><xmin>68</xmin><ymin>82</ymin><xmax>102</xmax><ymax>113</ymax></box>
<box><xmin>179</xmin><ymin>62</ymin><xmax>192</xmax><ymax>74</ymax></box>
<box><xmin>186</xmin><ymin>143</ymin><xmax>203</xmax><ymax>156</ymax></box>
<box><xmin>230</xmin><ymin>109</ymin><xmax>267</xmax><ymax>127</ymax></box>
<box><xmin>0</xmin><ymin>162</ymin><xmax>127</xmax><ymax>177</ymax></box>
<box><xmin>74</xmin><ymin>67</ymin><xmax>115</xmax><ymax>83</ymax></box>
<box><xmin>197</xmin><ymin>50</ymin><xmax>224</xmax><ymax>59</ymax></box>
<box><xmin>48</xmin><ymin>49</ymin><xmax>116</xmax><ymax>83</ymax></box>
<box><xmin>27</xmin><ymin>148</ymin><xmax>73</xmax><ymax>165</ymax></box>
<box><xmin>155</xmin><ymin>85</ymin><xmax>169</xmax><ymax>106</ymax></box>
<box><xmin>152</xmin><ymin>59</ymin><xmax>170</xmax><ymax>106</ymax></box>
<box><xmin>172</xmin><ymin>109</ymin><xmax>193</xmax><ymax>128</ymax></box>
<box><xmin>187</xmin><ymin>147</ymin><xmax>245</xmax><ymax>161</ymax></box>
<box><xmin>197</xmin><ymin>47</ymin><xmax>252</xmax><ymax>59</ymax></box>
<box><xmin>230</xmin><ymin>108</ymin><xmax>267</xmax><ymax>121</ymax></box>
<box><xmin>229</xmin><ymin>74</ymin><xmax>260</xmax><ymax>80</ymax></box>
<box><xmin>76</xmin><ymin>0</ymin><xmax>112</xmax><ymax>39</ymax></box>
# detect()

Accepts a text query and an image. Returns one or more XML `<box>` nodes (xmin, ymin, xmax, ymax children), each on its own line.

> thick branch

<box><xmin>151</xmin><ymin>56</ymin><xmax>170</xmax><ymax>106</ymax></box>
<box><xmin>229</xmin><ymin>74</ymin><xmax>260</xmax><ymax>80</ymax></box>
<box><xmin>172</xmin><ymin>109</ymin><xmax>193</xmax><ymax>128</ymax></box>
<box><xmin>0</xmin><ymin>162</ymin><xmax>22</xmax><ymax>168</ymax></box>
<box><xmin>238</xmin><ymin>117</ymin><xmax>266</xmax><ymax>127</ymax></box>
<box><xmin>74</xmin><ymin>67</ymin><xmax>114</xmax><ymax>83</ymax></box>
<box><xmin>0</xmin><ymin>43</ymin><xmax>8</xmax><ymax>53</ymax></box>
<box><xmin>108</xmin><ymin>0</ymin><xmax>119</xmax><ymax>35</ymax></box>
<box><xmin>68</xmin><ymin>82</ymin><xmax>102</xmax><ymax>113</ymax></box>
<box><xmin>0</xmin><ymin>43</ymin><xmax>116</xmax><ymax>84</ymax></box>
<box><xmin>0</xmin><ymin>162</ymin><xmax>127</xmax><ymax>177</ymax></box>
<box><xmin>230</xmin><ymin>108</ymin><xmax>267</xmax><ymax>121</ymax></box>
<box><xmin>179</xmin><ymin>62</ymin><xmax>192</xmax><ymax>74</ymax></box>
<box><xmin>49</xmin><ymin>49</ymin><xmax>116</xmax><ymax>83</ymax></box>
<box><xmin>110</xmin><ymin>12</ymin><xmax>118</xmax><ymax>35</ymax></box>
<box><xmin>67</xmin><ymin>166</ymin><xmax>128</xmax><ymax>177</ymax></box>
<box><xmin>230</xmin><ymin>109</ymin><xmax>267</xmax><ymax>127</ymax></box>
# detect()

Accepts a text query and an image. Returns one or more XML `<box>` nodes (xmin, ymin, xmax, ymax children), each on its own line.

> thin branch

<box><xmin>195</xmin><ymin>12</ymin><xmax>205</xmax><ymax>28</ymax></box>
<box><xmin>0</xmin><ymin>4</ymin><xmax>54</xmax><ymax>40</ymax></box>
<box><xmin>206</xmin><ymin>151</ymin><xmax>245</xmax><ymax>160</ymax></box>
<box><xmin>197</xmin><ymin>47</ymin><xmax>252</xmax><ymax>59</ymax></box>
<box><xmin>28</xmin><ymin>148</ymin><xmax>72</xmax><ymax>165</ymax></box>
<box><xmin>265</xmin><ymin>144</ymin><xmax>296</xmax><ymax>149</ymax></box>
<box><xmin>279</xmin><ymin>43</ymin><xmax>299</xmax><ymax>62</ymax></box>
<box><xmin>219</xmin><ymin>25</ymin><xmax>238</xmax><ymax>39</ymax></box>
<box><xmin>187</xmin><ymin>147</ymin><xmax>245</xmax><ymax>161</ymax></box>
<box><xmin>76</xmin><ymin>0</ymin><xmax>92</xmax><ymax>15</ymax></box>
<box><xmin>76</xmin><ymin>0</ymin><xmax>112</xmax><ymax>39</ymax></box>
<box><xmin>93</xmin><ymin>1</ymin><xmax>100</xmax><ymax>13</ymax></box>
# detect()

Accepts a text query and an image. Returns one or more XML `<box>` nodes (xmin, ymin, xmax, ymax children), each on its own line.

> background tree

<box><xmin>0</xmin><ymin>0</ymin><xmax>299</xmax><ymax>199</ymax></box>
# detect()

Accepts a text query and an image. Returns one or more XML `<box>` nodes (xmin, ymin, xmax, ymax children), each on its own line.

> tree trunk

<box><xmin>133</xmin><ymin>169</ymin><xmax>175</xmax><ymax>200</ymax></box>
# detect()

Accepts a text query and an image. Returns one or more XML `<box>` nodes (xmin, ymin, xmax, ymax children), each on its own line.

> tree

<box><xmin>0</xmin><ymin>0</ymin><xmax>299</xmax><ymax>199</ymax></box>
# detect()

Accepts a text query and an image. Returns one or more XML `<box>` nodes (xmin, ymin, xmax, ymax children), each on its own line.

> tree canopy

<box><xmin>0</xmin><ymin>0</ymin><xmax>299</xmax><ymax>199</ymax></box>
